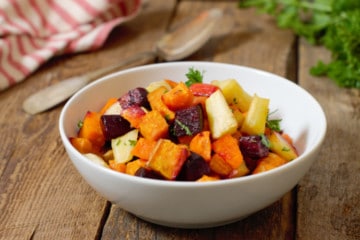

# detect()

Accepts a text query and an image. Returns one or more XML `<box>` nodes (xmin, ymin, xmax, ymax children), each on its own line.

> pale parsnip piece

<box><xmin>83</xmin><ymin>153</ymin><xmax>109</xmax><ymax>168</ymax></box>
<box><xmin>241</xmin><ymin>94</ymin><xmax>269</xmax><ymax>135</ymax></box>
<box><xmin>146</xmin><ymin>80</ymin><xmax>172</xmax><ymax>92</ymax></box>
<box><xmin>205</xmin><ymin>90</ymin><xmax>238</xmax><ymax>139</ymax></box>
<box><xmin>111</xmin><ymin>129</ymin><xmax>139</xmax><ymax>163</ymax></box>
<box><xmin>211</xmin><ymin>79</ymin><xmax>253</xmax><ymax>112</ymax></box>
<box><xmin>267</xmin><ymin>131</ymin><xmax>298</xmax><ymax>161</ymax></box>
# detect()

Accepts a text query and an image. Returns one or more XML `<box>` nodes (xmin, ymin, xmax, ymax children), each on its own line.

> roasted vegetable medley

<box><xmin>70</xmin><ymin>69</ymin><xmax>299</xmax><ymax>181</ymax></box>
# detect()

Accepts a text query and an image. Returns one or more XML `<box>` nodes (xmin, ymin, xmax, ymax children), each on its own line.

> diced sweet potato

<box><xmin>253</xmin><ymin>152</ymin><xmax>287</xmax><ymax>174</ymax></box>
<box><xmin>139</xmin><ymin>110</ymin><xmax>169</xmax><ymax>141</ymax></box>
<box><xmin>177</xmin><ymin>135</ymin><xmax>194</xmax><ymax>145</ymax></box>
<box><xmin>131</xmin><ymin>137</ymin><xmax>157</xmax><ymax>160</ymax></box>
<box><xmin>189</xmin><ymin>131</ymin><xmax>211</xmax><ymax>161</ymax></box>
<box><xmin>147</xmin><ymin>86</ymin><xmax>175</xmax><ymax>120</ymax></box>
<box><xmin>109</xmin><ymin>160</ymin><xmax>126</xmax><ymax>173</ymax></box>
<box><xmin>70</xmin><ymin>137</ymin><xmax>96</xmax><ymax>154</ymax></box>
<box><xmin>212</xmin><ymin>134</ymin><xmax>246</xmax><ymax>170</ymax></box>
<box><xmin>209</xmin><ymin>154</ymin><xmax>233</xmax><ymax>177</ymax></box>
<box><xmin>78</xmin><ymin>111</ymin><xmax>105</xmax><ymax>148</ymax></box>
<box><xmin>196</xmin><ymin>175</ymin><xmax>220</xmax><ymax>182</ymax></box>
<box><xmin>126</xmin><ymin>159</ymin><xmax>147</xmax><ymax>176</ymax></box>
<box><xmin>121</xmin><ymin>106</ymin><xmax>147</xmax><ymax>128</ymax></box>
<box><xmin>162</xmin><ymin>82</ymin><xmax>194</xmax><ymax>110</ymax></box>
<box><xmin>147</xmin><ymin>139</ymin><xmax>189</xmax><ymax>180</ymax></box>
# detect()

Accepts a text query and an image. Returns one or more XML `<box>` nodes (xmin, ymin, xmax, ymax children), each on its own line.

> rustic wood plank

<box><xmin>297</xmin><ymin>39</ymin><xmax>360</xmax><ymax>240</ymax></box>
<box><xmin>100</xmin><ymin>1</ymin><xmax>297</xmax><ymax>239</ymax></box>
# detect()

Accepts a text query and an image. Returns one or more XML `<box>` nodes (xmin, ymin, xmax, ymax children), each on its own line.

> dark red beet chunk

<box><xmin>171</xmin><ymin>104</ymin><xmax>203</xmax><ymax>137</ymax></box>
<box><xmin>177</xmin><ymin>152</ymin><xmax>211</xmax><ymax>181</ymax></box>
<box><xmin>135</xmin><ymin>167</ymin><xmax>164</xmax><ymax>180</ymax></box>
<box><xmin>118</xmin><ymin>87</ymin><xmax>150</xmax><ymax>110</ymax></box>
<box><xmin>239</xmin><ymin>135</ymin><xmax>269</xmax><ymax>159</ymax></box>
<box><xmin>101</xmin><ymin>115</ymin><xmax>132</xmax><ymax>141</ymax></box>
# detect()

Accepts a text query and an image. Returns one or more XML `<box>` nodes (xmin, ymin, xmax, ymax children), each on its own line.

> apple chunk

<box><xmin>205</xmin><ymin>90</ymin><xmax>238</xmax><ymax>139</ymax></box>
<box><xmin>111</xmin><ymin>129</ymin><xmax>139</xmax><ymax>164</ymax></box>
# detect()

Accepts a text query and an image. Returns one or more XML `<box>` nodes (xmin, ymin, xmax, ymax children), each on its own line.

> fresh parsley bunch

<box><xmin>239</xmin><ymin>0</ymin><xmax>360</xmax><ymax>88</ymax></box>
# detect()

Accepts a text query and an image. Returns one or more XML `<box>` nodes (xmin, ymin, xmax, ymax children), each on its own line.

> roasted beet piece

<box><xmin>239</xmin><ymin>135</ymin><xmax>269</xmax><ymax>159</ymax></box>
<box><xmin>135</xmin><ymin>167</ymin><xmax>164</xmax><ymax>180</ymax></box>
<box><xmin>177</xmin><ymin>152</ymin><xmax>211</xmax><ymax>181</ymax></box>
<box><xmin>101</xmin><ymin>115</ymin><xmax>132</xmax><ymax>141</ymax></box>
<box><xmin>118</xmin><ymin>87</ymin><xmax>150</xmax><ymax>110</ymax></box>
<box><xmin>170</xmin><ymin>104</ymin><xmax>203</xmax><ymax>137</ymax></box>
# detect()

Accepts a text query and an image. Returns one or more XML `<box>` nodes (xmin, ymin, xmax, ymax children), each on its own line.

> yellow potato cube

<box><xmin>241</xmin><ymin>94</ymin><xmax>269</xmax><ymax>135</ymax></box>
<box><xmin>211</xmin><ymin>79</ymin><xmax>253</xmax><ymax>112</ymax></box>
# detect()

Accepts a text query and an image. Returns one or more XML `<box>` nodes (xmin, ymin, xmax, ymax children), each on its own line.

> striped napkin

<box><xmin>0</xmin><ymin>0</ymin><xmax>142</xmax><ymax>91</ymax></box>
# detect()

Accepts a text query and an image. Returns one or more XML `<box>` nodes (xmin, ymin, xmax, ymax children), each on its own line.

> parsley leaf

<box><xmin>175</xmin><ymin>119</ymin><xmax>193</xmax><ymax>136</ymax></box>
<box><xmin>266</xmin><ymin>110</ymin><xmax>282</xmax><ymax>131</ymax></box>
<box><xmin>266</xmin><ymin>118</ymin><xmax>282</xmax><ymax>132</ymax></box>
<box><xmin>185</xmin><ymin>67</ymin><xmax>204</xmax><ymax>87</ymax></box>
<box><xmin>239</xmin><ymin>0</ymin><xmax>360</xmax><ymax>89</ymax></box>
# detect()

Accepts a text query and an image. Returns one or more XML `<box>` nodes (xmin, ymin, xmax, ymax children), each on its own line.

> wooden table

<box><xmin>1</xmin><ymin>1</ymin><xmax>359</xmax><ymax>239</ymax></box>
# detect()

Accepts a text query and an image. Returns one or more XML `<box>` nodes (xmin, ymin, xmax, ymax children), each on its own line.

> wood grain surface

<box><xmin>0</xmin><ymin>0</ymin><xmax>359</xmax><ymax>239</ymax></box>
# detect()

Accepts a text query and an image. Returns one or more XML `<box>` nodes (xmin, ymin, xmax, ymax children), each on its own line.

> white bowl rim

<box><xmin>59</xmin><ymin>61</ymin><xmax>327</xmax><ymax>188</ymax></box>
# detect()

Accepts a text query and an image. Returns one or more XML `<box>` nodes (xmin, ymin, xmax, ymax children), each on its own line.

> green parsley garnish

<box><xmin>266</xmin><ymin>119</ymin><xmax>282</xmax><ymax>132</ymax></box>
<box><xmin>185</xmin><ymin>67</ymin><xmax>204</xmax><ymax>87</ymax></box>
<box><xmin>266</xmin><ymin>110</ymin><xmax>282</xmax><ymax>131</ymax></box>
<box><xmin>260</xmin><ymin>134</ymin><xmax>270</xmax><ymax>148</ymax></box>
<box><xmin>175</xmin><ymin>119</ymin><xmax>193</xmax><ymax>136</ymax></box>
<box><xmin>239</xmin><ymin>0</ymin><xmax>360</xmax><ymax>88</ymax></box>
<box><xmin>282</xmin><ymin>147</ymin><xmax>290</xmax><ymax>152</ymax></box>
<box><xmin>128</xmin><ymin>140</ymin><xmax>137</xmax><ymax>146</ymax></box>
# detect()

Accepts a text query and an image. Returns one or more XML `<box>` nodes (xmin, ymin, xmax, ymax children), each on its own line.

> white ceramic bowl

<box><xmin>59</xmin><ymin>62</ymin><xmax>326</xmax><ymax>228</ymax></box>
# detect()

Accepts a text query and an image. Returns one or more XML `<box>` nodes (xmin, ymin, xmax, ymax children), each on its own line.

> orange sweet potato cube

<box><xmin>253</xmin><ymin>152</ymin><xmax>287</xmax><ymax>174</ymax></box>
<box><xmin>162</xmin><ymin>82</ymin><xmax>194</xmax><ymax>110</ymax></box>
<box><xmin>212</xmin><ymin>134</ymin><xmax>246</xmax><ymax>170</ymax></box>
<box><xmin>121</xmin><ymin>106</ymin><xmax>147</xmax><ymax>128</ymax></box>
<box><xmin>209</xmin><ymin>154</ymin><xmax>233</xmax><ymax>177</ymax></box>
<box><xmin>189</xmin><ymin>131</ymin><xmax>211</xmax><ymax>161</ymax></box>
<box><xmin>139</xmin><ymin>110</ymin><xmax>169</xmax><ymax>141</ymax></box>
<box><xmin>196</xmin><ymin>175</ymin><xmax>220</xmax><ymax>182</ymax></box>
<box><xmin>78</xmin><ymin>111</ymin><xmax>105</xmax><ymax>148</ymax></box>
<box><xmin>147</xmin><ymin>86</ymin><xmax>175</xmax><ymax>120</ymax></box>
<box><xmin>70</xmin><ymin>137</ymin><xmax>96</xmax><ymax>154</ymax></box>
<box><xmin>108</xmin><ymin>160</ymin><xmax>126</xmax><ymax>173</ymax></box>
<box><xmin>147</xmin><ymin>139</ymin><xmax>189</xmax><ymax>180</ymax></box>
<box><xmin>131</xmin><ymin>137</ymin><xmax>157</xmax><ymax>160</ymax></box>
<box><xmin>126</xmin><ymin>159</ymin><xmax>147</xmax><ymax>176</ymax></box>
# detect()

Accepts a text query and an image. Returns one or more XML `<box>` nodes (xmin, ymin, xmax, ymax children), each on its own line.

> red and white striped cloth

<box><xmin>0</xmin><ymin>0</ymin><xmax>142</xmax><ymax>91</ymax></box>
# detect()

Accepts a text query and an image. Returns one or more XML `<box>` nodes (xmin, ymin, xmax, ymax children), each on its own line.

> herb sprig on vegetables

<box><xmin>239</xmin><ymin>0</ymin><xmax>360</xmax><ymax>88</ymax></box>
<box><xmin>185</xmin><ymin>67</ymin><xmax>204</xmax><ymax>87</ymax></box>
